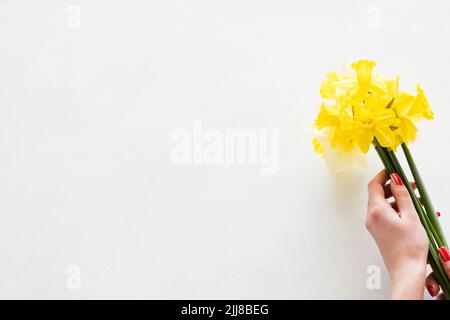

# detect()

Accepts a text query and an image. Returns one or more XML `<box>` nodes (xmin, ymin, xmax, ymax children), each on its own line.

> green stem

<box><xmin>401</xmin><ymin>143</ymin><xmax>447</xmax><ymax>248</ymax></box>
<box><xmin>374</xmin><ymin>144</ymin><xmax>395</xmax><ymax>174</ymax></box>
<box><xmin>385</xmin><ymin>149</ymin><xmax>441</xmax><ymax>248</ymax></box>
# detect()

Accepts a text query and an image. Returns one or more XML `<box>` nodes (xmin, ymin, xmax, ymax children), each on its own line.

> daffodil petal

<box><xmin>374</xmin><ymin>126</ymin><xmax>395</xmax><ymax>148</ymax></box>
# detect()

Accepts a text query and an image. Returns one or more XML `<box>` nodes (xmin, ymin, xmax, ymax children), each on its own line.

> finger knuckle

<box><xmin>367</xmin><ymin>205</ymin><xmax>383</xmax><ymax>226</ymax></box>
<box><xmin>368</xmin><ymin>203</ymin><xmax>382</xmax><ymax>217</ymax></box>
<box><xmin>371</xmin><ymin>210</ymin><xmax>382</xmax><ymax>223</ymax></box>
<box><xmin>395</xmin><ymin>187</ymin><xmax>410</xmax><ymax>198</ymax></box>
<box><xmin>365</xmin><ymin>218</ymin><xmax>373</xmax><ymax>231</ymax></box>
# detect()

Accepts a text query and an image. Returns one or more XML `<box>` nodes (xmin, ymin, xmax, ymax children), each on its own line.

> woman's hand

<box><xmin>366</xmin><ymin>170</ymin><xmax>429</xmax><ymax>299</ymax></box>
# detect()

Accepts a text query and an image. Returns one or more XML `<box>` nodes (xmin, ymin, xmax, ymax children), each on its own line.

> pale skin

<box><xmin>366</xmin><ymin>170</ymin><xmax>450</xmax><ymax>299</ymax></box>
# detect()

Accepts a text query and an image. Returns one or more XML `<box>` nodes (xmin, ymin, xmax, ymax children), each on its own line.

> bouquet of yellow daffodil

<box><xmin>312</xmin><ymin>60</ymin><xmax>450</xmax><ymax>299</ymax></box>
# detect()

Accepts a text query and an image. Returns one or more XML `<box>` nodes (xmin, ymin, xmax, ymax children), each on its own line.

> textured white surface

<box><xmin>0</xmin><ymin>0</ymin><xmax>450</xmax><ymax>299</ymax></box>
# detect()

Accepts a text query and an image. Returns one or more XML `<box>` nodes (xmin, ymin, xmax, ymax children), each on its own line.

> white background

<box><xmin>0</xmin><ymin>0</ymin><xmax>450</xmax><ymax>299</ymax></box>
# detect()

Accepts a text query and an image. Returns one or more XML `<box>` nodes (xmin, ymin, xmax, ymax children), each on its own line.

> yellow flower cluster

<box><xmin>313</xmin><ymin>60</ymin><xmax>434</xmax><ymax>155</ymax></box>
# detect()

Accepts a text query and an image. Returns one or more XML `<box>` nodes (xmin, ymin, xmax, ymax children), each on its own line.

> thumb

<box><xmin>389</xmin><ymin>172</ymin><xmax>415</xmax><ymax>215</ymax></box>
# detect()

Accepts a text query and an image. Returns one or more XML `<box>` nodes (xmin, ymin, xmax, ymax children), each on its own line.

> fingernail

<box><xmin>437</xmin><ymin>211</ymin><xmax>441</xmax><ymax>217</ymax></box>
<box><xmin>390</xmin><ymin>173</ymin><xmax>403</xmax><ymax>186</ymax></box>
<box><xmin>426</xmin><ymin>284</ymin><xmax>435</xmax><ymax>296</ymax></box>
<box><xmin>439</xmin><ymin>247</ymin><xmax>450</xmax><ymax>262</ymax></box>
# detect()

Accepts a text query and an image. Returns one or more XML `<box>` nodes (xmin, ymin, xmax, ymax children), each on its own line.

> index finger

<box><xmin>368</xmin><ymin>170</ymin><xmax>388</xmax><ymax>204</ymax></box>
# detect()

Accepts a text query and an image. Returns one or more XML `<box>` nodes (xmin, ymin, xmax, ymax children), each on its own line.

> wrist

<box><xmin>390</xmin><ymin>261</ymin><xmax>427</xmax><ymax>300</ymax></box>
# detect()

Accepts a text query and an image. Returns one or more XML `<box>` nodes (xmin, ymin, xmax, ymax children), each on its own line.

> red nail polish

<box><xmin>426</xmin><ymin>284</ymin><xmax>435</xmax><ymax>296</ymax></box>
<box><xmin>390</xmin><ymin>173</ymin><xmax>403</xmax><ymax>186</ymax></box>
<box><xmin>439</xmin><ymin>247</ymin><xmax>450</xmax><ymax>262</ymax></box>
<box><xmin>437</xmin><ymin>211</ymin><xmax>441</xmax><ymax>217</ymax></box>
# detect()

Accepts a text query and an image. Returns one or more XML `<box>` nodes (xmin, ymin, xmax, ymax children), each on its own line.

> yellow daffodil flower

<box><xmin>312</xmin><ymin>60</ymin><xmax>434</xmax><ymax>170</ymax></box>
<box><xmin>329</xmin><ymin>60</ymin><xmax>387</xmax><ymax>102</ymax></box>
<box><xmin>353</xmin><ymin>94</ymin><xmax>396</xmax><ymax>153</ymax></box>
<box><xmin>314</xmin><ymin>103</ymin><xmax>340</xmax><ymax>129</ymax></box>
<box><xmin>410</xmin><ymin>84</ymin><xmax>434</xmax><ymax>120</ymax></box>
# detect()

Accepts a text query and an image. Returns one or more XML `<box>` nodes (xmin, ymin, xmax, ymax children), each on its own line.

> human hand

<box><xmin>366</xmin><ymin>170</ymin><xmax>429</xmax><ymax>299</ymax></box>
